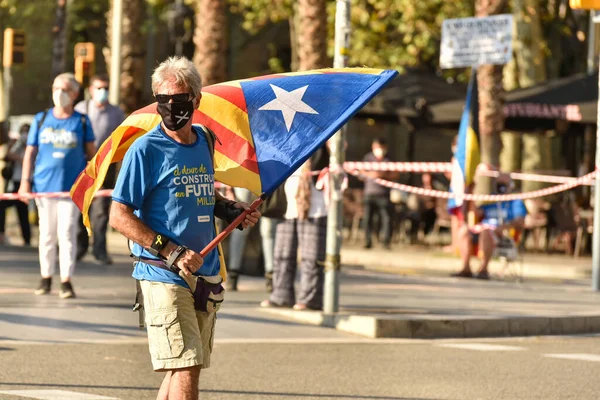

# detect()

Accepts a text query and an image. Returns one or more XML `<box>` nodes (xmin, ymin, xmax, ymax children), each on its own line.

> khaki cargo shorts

<box><xmin>140</xmin><ymin>274</ymin><xmax>222</xmax><ymax>371</ymax></box>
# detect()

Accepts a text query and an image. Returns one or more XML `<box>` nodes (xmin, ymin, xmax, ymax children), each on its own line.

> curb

<box><xmin>261</xmin><ymin>308</ymin><xmax>600</xmax><ymax>339</ymax></box>
<box><xmin>340</xmin><ymin>247</ymin><xmax>592</xmax><ymax>282</ymax></box>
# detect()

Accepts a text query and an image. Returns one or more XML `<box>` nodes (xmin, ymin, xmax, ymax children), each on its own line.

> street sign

<box><xmin>440</xmin><ymin>14</ymin><xmax>513</xmax><ymax>69</ymax></box>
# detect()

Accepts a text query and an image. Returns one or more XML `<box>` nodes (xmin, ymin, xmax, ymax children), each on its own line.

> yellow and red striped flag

<box><xmin>71</xmin><ymin>68</ymin><xmax>397</xmax><ymax>228</ymax></box>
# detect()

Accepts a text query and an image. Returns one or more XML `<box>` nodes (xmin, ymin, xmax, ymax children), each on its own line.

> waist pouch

<box><xmin>134</xmin><ymin>258</ymin><xmax>225</xmax><ymax>312</ymax></box>
<box><xmin>193</xmin><ymin>276</ymin><xmax>225</xmax><ymax>312</ymax></box>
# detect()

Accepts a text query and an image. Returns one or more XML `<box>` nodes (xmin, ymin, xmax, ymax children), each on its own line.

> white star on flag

<box><xmin>258</xmin><ymin>84</ymin><xmax>318</xmax><ymax>131</ymax></box>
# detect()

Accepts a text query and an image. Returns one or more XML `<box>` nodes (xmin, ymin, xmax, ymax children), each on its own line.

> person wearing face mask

<box><xmin>108</xmin><ymin>56</ymin><xmax>261</xmax><ymax>400</ymax></box>
<box><xmin>74</xmin><ymin>75</ymin><xmax>125</xmax><ymax>265</ymax></box>
<box><xmin>0</xmin><ymin>123</ymin><xmax>32</xmax><ymax>246</ymax></box>
<box><xmin>360</xmin><ymin>137</ymin><xmax>399</xmax><ymax>249</ymax></box>
<box><xmin>451</xmin><ymin>172</ymin><xmax>527</xmax><ymax>280</ymax></box>
<box><xmin>19</xmin><ymin>73</ymin><xmax>96</xmax><ymax>299</ymax></box>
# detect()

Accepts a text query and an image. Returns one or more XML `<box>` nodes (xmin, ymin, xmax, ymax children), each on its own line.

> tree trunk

<box><xmin>511</xmin><ymin>0</ymin><xmax>548</xmax><ymax>193</ymax></box>
<box><xmin>289</xmin><ymin>2</ymin><xmax>300</xmax><ymax>72</ymax></box>
<box><xmin>475</xmin><ymin>0</ymin><xmax>508</xmax><ymax>195</ymax></box>
<box><xmin>193</xmin><ymin>0</ymin><xmax>228</xmax><ymax>86</ymax></box>
<box><xmin>105</xmin><ymin>0</ymin><xmax>146</xmax><ymax>114</ymax></box>
<box><xmin>297</xmin><ymin>0</ymin><xmax>328</xmax><ymax>70</ymax></box>
<box><xmin>51</xmin><ymin>0</ymin><xmax>68</xmax><ymax>78</ymax></box>
<box><xmin>512</xmin><ymin>0</ymin><xmax>546</xmax><ymax>86</ymax></box>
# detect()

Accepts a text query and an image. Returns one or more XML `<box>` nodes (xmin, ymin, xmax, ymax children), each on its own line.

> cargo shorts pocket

<box><xmin>146</xmin><ymin>310</ymin><xmax>185</xmax><ymax>360</ymax></box>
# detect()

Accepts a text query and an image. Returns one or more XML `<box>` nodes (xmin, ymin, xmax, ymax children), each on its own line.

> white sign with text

<box><xmin>440</xmin><ymin>14</ymin><xmax>513</xmax><ymax>69</ymax></box>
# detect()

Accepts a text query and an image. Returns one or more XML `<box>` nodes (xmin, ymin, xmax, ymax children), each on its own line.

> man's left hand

<box><xmin>234</xmin><ymin>202</ymin><xmax>261</xmax><ymax>229</ymax></box>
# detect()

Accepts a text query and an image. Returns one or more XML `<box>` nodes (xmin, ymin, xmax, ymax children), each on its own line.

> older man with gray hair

<box><xmin>19</xmin><ymin>72</ymin><xmax>96</xmax><ymax>299</ymax></box>
<box><xmin>109</xmin><ymin>56</ymin><xmax>260</xmax><ymax>400</ymax></box>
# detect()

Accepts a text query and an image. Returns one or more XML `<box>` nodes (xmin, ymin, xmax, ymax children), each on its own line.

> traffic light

<box><xmin>570</xmin><ymin>0</ymin><xmax>600</xmax><ymax>9</ymax></box>
<box><xmin>3</xmin><ymin>28</ymin><xmax>26</xmax><ymax>67</ymax></box>
<box><xmin>74</xmin><ymin>42</ymin><xmax>95</xmax><ymax>87</ymax></box>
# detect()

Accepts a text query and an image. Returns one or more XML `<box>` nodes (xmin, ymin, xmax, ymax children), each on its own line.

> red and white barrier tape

<box><xmin>346</xmin><ymin>170</ymin><xmax>597</xmax><ymax>202</ymax></box>
<box><xmin>343</xmin><ymin>161</ymin><xmax>595</xmax><ymax>186</ymax></box>
<box><xmin>343</xmin><ymin>161</ymin><xmax>452</xmax><ymax>173</ymax></box>
<box><xmin>0</xmin><ymin>189</ymin><xmax>113</xmax><ymax>201</ymax></box>
<box><xmin>0</xmin><ymin>162</ymin><xmax>594</xmax><ymax>201</ymax></box>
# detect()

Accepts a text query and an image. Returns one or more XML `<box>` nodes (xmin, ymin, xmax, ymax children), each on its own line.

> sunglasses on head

<box><xmin>155</xmin><ymin>93</ymin><xmax>193</xmax><ymax>104</ymax></box>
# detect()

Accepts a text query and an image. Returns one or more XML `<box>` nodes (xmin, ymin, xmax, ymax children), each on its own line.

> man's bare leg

<box><xmin>478</xmin><ymin>229</ymin><xmax>495</xmax><ymax>277</ymax></box>
<box><xmin>168</xmin><ymin>366</ymin><xmax>201</xmax><ymax>400</ymax></box>
<box><xmin>156</xmin><ymin>371</ymin><xmax>172</xmax><ymax>400</ymax></box>
<box><xmin>452</xmin><ymin>225</ymin><xmax>473</xmax><ymax>277</ymax></box>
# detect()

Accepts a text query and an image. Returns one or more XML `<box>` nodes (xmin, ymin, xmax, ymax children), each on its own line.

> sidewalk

<box><xmin>341</xmin><ymin>243</ymin><xmax>593</xmax><ymax>282</ymax></box>
<box><xmin>4</xmin><ymin>215</ymin><xmax>600</xmax><ymax>340</ymax></box>
<box><xmin>261</xmin><ymin>266</ymin><xmax>600</xmax><ymax>339</ymax></box>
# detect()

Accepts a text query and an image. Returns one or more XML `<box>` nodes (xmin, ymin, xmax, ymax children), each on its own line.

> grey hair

<box><xmin>152</xmin><ymin>56</ymin><xmax>203</xmax><ymax>96</ymax></box>
<box><xmin>54</xmin><ymin>72</ymin><xmax>80</xmax><ymax>93</ymax></box>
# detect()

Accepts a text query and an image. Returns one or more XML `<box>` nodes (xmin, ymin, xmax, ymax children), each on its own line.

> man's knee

<box><xmin>480</xmin><ymin>229</ymin><xmax>496</xmax><ymax>251</ymax></box>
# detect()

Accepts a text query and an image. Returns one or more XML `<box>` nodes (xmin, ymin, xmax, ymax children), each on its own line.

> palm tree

<box><xmin>297</xmin><ymin>0</ymin><xmax>327</xmax><ymax>71</ymax></box>
<box><xmin>106</xmin><ymin>0</ymin><xmax>146</xmax><ymax>113</ymax></box>
<box><xmin>193</xmin><ymin>0</ymin><xmax>228</xmax><ymax>85</ymax></box>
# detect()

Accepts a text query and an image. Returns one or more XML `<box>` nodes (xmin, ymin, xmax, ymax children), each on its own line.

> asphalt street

<box><xmin>2</xmin><ymin>243</ymin><xmax>600</xmax><ymax>399</ymax></box>
<box><xmin>2</xmin><ymin>336</ymin><xmax>600</xmax><ymax>399</ymax></box>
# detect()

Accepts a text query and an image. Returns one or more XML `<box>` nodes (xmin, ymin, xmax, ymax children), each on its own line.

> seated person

<box><xmin>452</xmin><ymin>175</ymin><xmax>526</xmax><ymax>280</ymax></box>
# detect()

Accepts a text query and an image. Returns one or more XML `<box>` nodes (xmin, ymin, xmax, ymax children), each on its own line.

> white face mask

<box><xmin>52</xmin><ymin>89</ymin><xmax>72</xmax><ymax>108</ymax></box>
<box><xmin>373</xmin><ymin>148</ymin><xmax>385</xmax><ymax>159</ymax></box>
<box><xmin>93</xmin><ymin>88</ymin><xmax>109</xmax><ymax>104</ymax></box>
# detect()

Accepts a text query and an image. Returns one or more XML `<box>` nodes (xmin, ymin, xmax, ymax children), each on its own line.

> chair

<box><xmin>342</xmin><ymin>188</ymin><xmax>364</xmax><ymax>244</ymax></box>
<box><xmin>495</xmin><ymin>229</ymin><xmax>524</xmax><ymax>282</ymax></box>
<box><xmin>574</xmin><ymin>208</ymin><xmax>594</xmax><ymax>257</ymax></box>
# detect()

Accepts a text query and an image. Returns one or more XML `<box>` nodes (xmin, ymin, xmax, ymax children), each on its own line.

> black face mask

<box><xmin>157</xmin><ymin>101</ymin><xmax>194</xmax><ymax>131</ymax></box>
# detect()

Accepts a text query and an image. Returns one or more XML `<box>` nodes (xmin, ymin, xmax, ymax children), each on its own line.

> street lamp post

<box><xmin>109</xmin><ymin>0</ymin><xmax>123</xmax><ymax>106</ymax></box>
<box><xmin>324</xmin><ymin>0</ymin><xmax>351</xmax><ymax>314</ymax></box>
<box><xmin>569</xmin><ymin>1</ymin><xmax>600</xmax><ymax>291</ymax></box>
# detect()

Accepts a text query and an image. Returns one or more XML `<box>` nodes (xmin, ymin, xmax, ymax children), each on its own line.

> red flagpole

<box><xmin>199</xmin><ymin>195</ymin><xmax>265</xmax><ymax>258</ymax></box>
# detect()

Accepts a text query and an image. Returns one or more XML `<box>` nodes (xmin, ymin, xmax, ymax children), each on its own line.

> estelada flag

<box><xmin>448</xmin><ymin>68</ymin><xmax>480</xmax><ymax>210</ymax></box>
<box><xmin>70</xmin><ymin>67</ymin><xmax>397</xmax><ymax>228</ymax></box>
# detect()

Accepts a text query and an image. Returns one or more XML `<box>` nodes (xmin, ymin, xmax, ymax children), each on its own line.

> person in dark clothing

<box><xmin>75</xmin><ymin>74</ymin><xmax>125</xmax><ymax>264</ymax></box>
<box><xmin>0</xmin><ymin>123</ymin><xmax>31</xmax><ymax>246</ymax></box>
<box><xmin>361</xmin><ymin>138</ymin><xmax>398</xmax><ymax>249</ymax></box>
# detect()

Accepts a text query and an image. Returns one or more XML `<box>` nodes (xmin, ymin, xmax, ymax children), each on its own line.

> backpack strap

<box><xmin>79</xmin><ymin>114</ymin><xmax>87</xmax><ymax>137</ymax></box>
<box><xmin>37</xmin><ymin>109</ymin><xmax>50</xmax><ymax>133</ymax></box>
<box><xmin>197</xmin><ymin>124</ymin><xmax>220</xmax><ymax>165</ymax></box>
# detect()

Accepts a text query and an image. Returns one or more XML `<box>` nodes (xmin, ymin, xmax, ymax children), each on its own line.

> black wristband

<box><xmin>147</xmin><ymin>234</ymin><xmax>169</xmax><ymax>258</ymax></box>
<box><xmin>166</xmin><ymin>245</ymin><xmax>188</xmax><ymax>273</ymax></box>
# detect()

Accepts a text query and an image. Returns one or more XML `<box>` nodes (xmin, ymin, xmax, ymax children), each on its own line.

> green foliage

<box><xmin>228</xmin><ymin>0</ymin><xmax>293</xmax><ymax>34</ymax></box>
<box><xmin>68</xmin><ymin>0</ymin><xmax>109</xmax><ymax>74</ymax></box>
<box><xmin>229</xmin><ymin>0</ymin><xmax>473</xmax><ymax>78</ymax></box>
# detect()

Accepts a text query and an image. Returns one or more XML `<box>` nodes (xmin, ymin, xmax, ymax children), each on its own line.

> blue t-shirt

<box><xmin>27</xmin><ymin>109</ymin><xmax>94</xmax><ymax>193</ymax></box>
<box><xmin>112</xmin><ymin>124</ymin><xmax>220</xmax><ymax>287</ymax></box>
<box><xmin>480</xmin><ymin>199</ymin><xmax>527</xmax><ymax>228</ymax></box>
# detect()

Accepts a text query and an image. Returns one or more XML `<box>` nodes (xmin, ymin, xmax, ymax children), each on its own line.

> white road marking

<box><xmin>544</xmin><ymin>353</ymin><xmax>600</xmax><ymax>362</ymax></box>
<box><xmin>0</xmin><ymin>337</ymin><xmax>431</xmax><ymax>346</ymax></box>
<box><xmin>436</xmin><ymin>343</ymin><xmax>527</xmax><ymax>352</ymax></box>
<box><xmin>213</xmin><ymin>337</ymin><xmax>427</xmax><ymax>344</ymax></box>
<box><xmin>0</xmin><ymin>390</ymin><xmax>118</xmax><ymax>400</ymax></box>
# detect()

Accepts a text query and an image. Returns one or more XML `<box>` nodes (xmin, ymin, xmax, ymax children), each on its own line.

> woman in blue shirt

<box><xmin>19</xmin><ymin>73</ymin><xmax>96</xmax><ymax>299</ymax></box>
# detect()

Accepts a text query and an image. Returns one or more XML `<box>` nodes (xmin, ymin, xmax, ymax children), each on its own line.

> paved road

<box><xmin>2</xmin><ymin>336</ymin><xmax>600</xmax><ymax>399</ymax></box>
<box><xmin>3</xmin><ymin>243</ymin><xmax>600</xmax><ymax>399</ymax></box>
